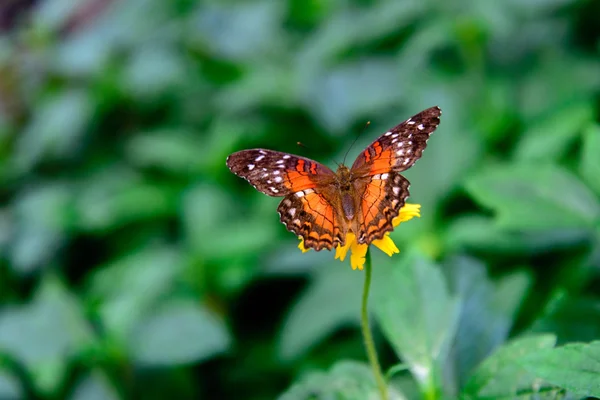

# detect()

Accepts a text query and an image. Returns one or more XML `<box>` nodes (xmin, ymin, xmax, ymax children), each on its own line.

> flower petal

<box><xmin>372</xmin><ymin>235</ymin><xmax>400</xmax><ymax>257</ymax></box>
<box><xmin>350</xmin><ymin>240</ymin><xmax>368</xmax><ymax>270</ymax></box>
<box><xmin>392</xmin><ymin>203</ymin><xmax>421</xmax><ymax>227</ymax></box>
<box><xmin>335</xmin><ymin>233</ymin><xmax>355</xmax><ymax>261</ymax></box>
<box><xmin>298</xmin><ymin>237</ymin><xmax>310</xmax><ymax>253</ymax></box>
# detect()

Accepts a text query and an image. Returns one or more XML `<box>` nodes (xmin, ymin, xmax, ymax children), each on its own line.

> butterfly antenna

<box><xmin>342</xmin><ymin>121</ymin><xmax>370</xmax><ymax>165</ymax></box>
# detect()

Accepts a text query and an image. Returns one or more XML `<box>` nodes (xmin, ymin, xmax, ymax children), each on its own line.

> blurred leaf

<box><xmin>514</xmin><ymin>102</ymin><xmax>593</xmax><ymax>161</ymax></box>
<box><xmin>465</xmin><ymin>164</ymin><xmax>600</xmax><ymax>230</ymax></box>
<box><xmin>447</xmin><ymin>215</ymin><xmax>591</xmax><ymax>256</ymax></box>
<box><xmin>33</xmin><ymin>0</ymin><xmax>80</xmax><ymax>31</ymax></box>
<box><xmin>0</xmin><ymin>276</ymin><xmax>93</xmax><ymax>396</ymax></box>
<box><xmin>122</xmin><ymin>46</ymin><xmax>187</xmax><ymax>101</ymax></box>
<box><xmin>70</xmin><ymin>371</ymin><xmax>119</xmax><ymax>400</ymax></box>
<box><xmin>304</xmin><ymin>58</ymin><xmax>403</xmax><ymax>132</ymax></box>
<box><xmin>8</xmin><ymin>183</ymin><xmax>72</xmax><ymax>274</ymax></box>
<box><xmin>519</xmin><ymin>341</ymin><xmax>600</xmax><ymax>398</ymax></box>
<box><xmin>278</xmin><ymin>361</ymin><xmax>401</xmax><ymax>400</ymax></box>
<box><xmin>125</xmin><ymin>129</ymin><xmax>205</xmax><ymax>174</ymax></box>
<box><xmin>444</xmin><ymin>256</ymin><xmax>531</xmax><ymax>388</ymax></box>
<box><xmin>129</xmin><ymin>300</ymin><xmax>231</xmax><ymax>366</ymax></box>
<box><xmin>75</xmin><ymin>167</ymin><xmax>177</xmax><ymax>232</ymax></box>
<box><xmin>580</xmin><ymin>124</ymin><xmax>600</xmax><ymax>197</ymax></box>
<box><xmin>182</xmin><ymin>184</ymin><xmax>279</xmax><ymax>260</ymax></box>
<box><xmin>373</xmin><ymin>252</ymin><xmax>460</xmax><ymax>392</ymax></box>
<box><xmin>87</xmin><ymin>246</ymin><xmax>183</xmax><ymax>341</ymax></box>
<box><xmin>278</xmin><ymin>266</ymin><xmax>362</xmax><ymax>361</ymax></box>
<box><xmin>189</xmin><ymin>1</ymin><xmax>285</xmax><ymax>62</ymax></box>
<box><xmin>462</xmin><ymin>334</ymin><xmax>557</xmax><ymax>399</ymax></box>
<box><xmin>0</xmin><ymin>370</ymin><xmax>22</xmax><ymax>400</ymax></box>
<box><xmin>13</xmin><ymin>89</ymin><xmax>93</xmax><ymax>173</ymax></box>
<box><xmin>530</xmin><ymin>296</ymin><xmax>600</xmax><ymax>345</ymax></box>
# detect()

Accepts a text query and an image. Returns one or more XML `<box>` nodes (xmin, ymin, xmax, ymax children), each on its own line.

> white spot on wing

<box><xmin>373</xmin><ymin>174</ymin><xmax>381</xmax><ymax>179</ymax></box>
<box><xmin>296</xmin><ymin>191</ymin><xmax>304</xmax><ymax>198</ymax></box>
<box><xmin>392</xmin><ymin>138</ymin><xmax>398</xmax><ymax>143</ymax></box>
<box><xmin>393</xmin><ymin>187</ymin><xmax>400</xmax><ymax>195</ymax></box>
<box><xmin>274</xmin><ymin>176</ymin><xmax>282</xmax><ymax>183</ymax></box>
<box><xmin>305</xmin><ymin>188</ymin><xmax>314</xmax><ymax>194</ymax></box>
<box><xmin>381</xmin><ymin>173</ymin><xmax>389</xmax><ymax>180</ymax></box>
<box><xmin>384</xmin><ymin>131</ymin><xmax>392</xmax><ymax>136</ymax></box>
<box><xmin>403</xmin><ymin>159</ymin><xmax>410</xmax><ymax>165</ymax></box>
<box><xmin>273</xmin><ymin>170</ymin><xmax>280</xmax><ymax>175</ymax></box>
<box><xmin>270</xmin><ymin>187</ymin><xmax>279</xmax><ymax>193</ymax></box>
<box><xmin>407</xmin><ymin>120</ymin><xmax>415</xmax><ymax>125</ymax></box>
<box><xmin>248</xmin><ymin>164</ymin><xmax>255</xmax><ymax>170</ymax></box>
<box><xmin>255</xmin><ymin>155</ymin><xmax>265</xmax><ymax>162</ymax></box>
<box><xmin>392</xmin><ymin>133</ymin><xmax>399</xmax><ymax>138</ymax></box>
<box><xmin>259</xmin><ymin>150</ymin><xmax>267</xmax><ymax>154</ymax></box>
<box><xmin>276</xmin><ymin>160</ymin><xmax>285</xmax><ymax>164</ymax></box>
<box><xmin>289</xmin><ymin>208</ymin><xmax>296</xmax><ymax>217</ymax></box>
<box><xmin>397</xmin><ymin>150</ymin><xmax>404</xmax><ymax>155</ymax></box>
<box><xmin>283</xmin><ymin>155</ymin><xmax>291</xmax><ymax>159</ymax></box>
<box><xmin>417</xmin><ymin>124</ymin><xmax>424</xmax><ymax>130</ymax></box>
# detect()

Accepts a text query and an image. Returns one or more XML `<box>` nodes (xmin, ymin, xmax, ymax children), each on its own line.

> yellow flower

<box><xmin>297</xmin><ymin>203</ymin><xmax>421</xmax><ymax>270</ymax></box>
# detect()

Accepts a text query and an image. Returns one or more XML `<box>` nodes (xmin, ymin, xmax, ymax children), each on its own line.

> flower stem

<box><xmin>361</xmin><ymin>249</ymin><xmax>388</xmax><ymax>400</ymax></box>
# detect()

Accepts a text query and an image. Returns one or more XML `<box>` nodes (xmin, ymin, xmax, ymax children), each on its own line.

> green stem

<box><xmin>361</xmin><ymin>249</ymin><xmax>388</xmax><ymax>400</ymax></box>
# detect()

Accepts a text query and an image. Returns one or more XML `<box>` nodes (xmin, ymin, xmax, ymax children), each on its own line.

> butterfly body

<box><xmin>226</xmin><ymin>106</ymin><xmax>441</xmax><ymax>251</ymax></box>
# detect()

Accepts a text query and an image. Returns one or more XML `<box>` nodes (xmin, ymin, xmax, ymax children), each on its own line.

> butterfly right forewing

<box><xmin>350</xmin><ymin>106</ymin><xmax>441</xmax><ymax>244</ymax></box>
<box><xmin>351</xmin><ymin>106</ymin><xmax>441</xmax><ymax>175</ymax></box>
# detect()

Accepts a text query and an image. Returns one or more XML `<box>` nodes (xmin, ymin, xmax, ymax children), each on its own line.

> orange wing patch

<box><xmin>278</xmin><ymin>190</ymin><xmax>345</xmax><ymax>251</ymax></box>
<box><xmin>356</xmin><ymin>172</ymin><xmax>410</xmax><ymax>244</ymax></box>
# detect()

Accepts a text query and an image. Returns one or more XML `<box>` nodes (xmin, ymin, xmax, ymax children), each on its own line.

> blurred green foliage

<box><xmin>0</xmin><ymin>0</ymin><xmax>599</xmax><ymax>399</ymax></box>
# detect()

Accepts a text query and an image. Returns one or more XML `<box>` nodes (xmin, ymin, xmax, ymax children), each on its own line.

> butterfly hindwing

<box><xmin>226</xmin><ymin>149</ymin><xmax>335</xmax><ymax>197</ymax></box>
<box><xmin>278</xmin><ymin>189</ymin><xmax>345</xmax><ymax>251</ymax></box>
<box><xmin>355</xmin><ymin>171</ymin><xmax>410</xmax><ymax>244</ymax></box>
<box><xmin>351</xmin><ymin>106</ymin><xmax>441</xmax><ymax>176</ymax></box>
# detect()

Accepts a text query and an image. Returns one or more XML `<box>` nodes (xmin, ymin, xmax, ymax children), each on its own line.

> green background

<box><xmin>1</xmin><ymin>0</ymin><xmax>599</xmax><ymax>399</ymax></box>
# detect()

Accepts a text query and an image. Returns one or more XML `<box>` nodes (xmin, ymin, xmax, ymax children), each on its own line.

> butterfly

<box><xmin>226</xmin><ymin>106</ymin><xmax>441</xmax><ymax>251</ymax></box>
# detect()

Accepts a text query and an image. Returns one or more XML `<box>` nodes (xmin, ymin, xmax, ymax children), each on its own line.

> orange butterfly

<box><xmin>226</xmin><ymin>107</ymin><xmax>441</xmax><ymax>251</ymax></box>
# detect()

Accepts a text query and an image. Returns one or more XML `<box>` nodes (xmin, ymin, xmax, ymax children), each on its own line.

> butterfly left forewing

<box><xmin>226</xmin><ymin>149</ymin><xmax>334</xmax><ymax>196</ymax></box>
<box><xmin>227</xmin><ymin>148</ymin><xmax>346</xmax><ymax>250</ymax></box>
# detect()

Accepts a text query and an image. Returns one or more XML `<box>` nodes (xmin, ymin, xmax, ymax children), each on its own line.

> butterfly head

<box><xmin>334</xmin><ymin>164</ymin><xmax>352</xmax><ymax>189</ymax></box>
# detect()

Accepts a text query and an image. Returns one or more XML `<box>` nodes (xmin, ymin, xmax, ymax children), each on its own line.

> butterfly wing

<box><xmin>226</xmin><ymin>149</ymin><xmax>335</xmax><ymax>196</ymax></box>
<box><xmin>278</xmin><ymin>189</ymin><xmax>345</xmax><ymax>251</ymax></box>
<box><xmin>351</xmin><ymin>106</ymin><xmax>441</xmax><ymax>244</ymax></box>
<box><xmin>227</xmin><ymin>149</ymin><xmax>346</xmax><ymax>250</ymax></box>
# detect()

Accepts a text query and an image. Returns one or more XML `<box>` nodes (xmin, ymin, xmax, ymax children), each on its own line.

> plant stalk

<box><xmin>361</xmin><ymin>249</ymin><xmax>388</xmax><ymax>400</ymax></box>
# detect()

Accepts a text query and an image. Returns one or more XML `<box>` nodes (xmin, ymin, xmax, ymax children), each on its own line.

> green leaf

<box><xmin>13</xmin><ymin>90</ymin><xmax>93</xmax><ymax>174</ymax></box>
<box><xmin>465</xmin><ymin>164</ymin><xmax>600</xmax><ymax>229</ymax></box>
<box><xmin>129</xmin><ymin>300</ymin><xmax>231</xmax><ymax>366</ymax></box>
<box><xmin>278</xmin><ymin>361</ymin><xmax>401</xmax><ymax>400</ymax></box>
<box><xmin>70</xmin><ymin>371</ymin><xmax>119</xmax><ymax>400</ymax></box>
<box><xmin>75</xmin><ymin>167</ymin><xmax>178</xmax><ymax>232</ymax></box>
<box><xmin>0</xmin><ymin>276</ymin><xmax>93</xmax><ymax>396</ymax></box>
<box><xmin>519</xmin><ymin>341</ymin><xmax>600</xmax><ymax>398</ymax></box>
<box><xmin>9</xmin><ymin>183</ymin><xmax>73</xmax><ymax>274</ymax></box>
<box><xmin>278</xmin><ymin>266</ymin><xmax>363</xmax><ymax>361</ymax></box>
<box><xmin>87</xmin><ymin>246</ymin><xmax>184</xmax><ymax>341</ymax></box>
<box><xmin>462</xmin><ymin>334</ymin><xmax>557</xmax><ymax>399</ymax></box>
<box><xmin>373</xmin><ymin>252</ymin><xmax>460</xmax><ymax>391</ymax></box>
<box><xmin>447</xmin><ymin>215</ymin><xmax>591</xmax><ymax>256</ymax></box>
<box><xmin>580</xmin><ymin>124</ymin><xmax>600</xmax><ymax>197</ymax></box>
<box><xmin>514</xmin><ymin>102</ymin><xmax>593</xmax><ymax>162</ymax></box>
<box><xmin>0</xmin><ymin>369</ymin><xmax>22</xmax><ymax>400</ymax></box>
<box><xmin>444</xmin><ymin>256</ymin><xmax>531</xmax><ymax>387</ymax></box>
<box><xmin>530</xmin><ymin>296</ymin><xmax>600</xmax><ymax>344</ymax></box>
